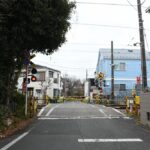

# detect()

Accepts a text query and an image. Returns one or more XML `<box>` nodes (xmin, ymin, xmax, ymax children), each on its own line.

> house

<box><xmin>17</xmin><ymin>64</ymin><xmax>62</xmax><ymax>104</ymax></box>
<box><xmin>96</xmin><ymin>48</ymin><xmax>150</xmax><ymax>98</ymax></box>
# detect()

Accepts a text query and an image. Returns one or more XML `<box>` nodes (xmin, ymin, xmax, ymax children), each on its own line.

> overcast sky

<box><xmin>33</xmin><ymin>0</ymin><xmax>150</xmax><ymax>80</ymax></box>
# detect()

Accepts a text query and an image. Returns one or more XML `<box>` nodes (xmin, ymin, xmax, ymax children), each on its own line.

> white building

<box><xmin>17</xmin><ymin>64</ymin><xmax>62</xmax><ymax>102</ymax></box>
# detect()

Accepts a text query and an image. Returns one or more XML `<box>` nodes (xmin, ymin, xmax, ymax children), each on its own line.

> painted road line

<box><xmin>78</xmin><ymin>138</ymin><xmax>143</xmax><ymax>143</ymax></box>
<box><xmin>99</xmin><ymin>109</ymin><xmax>108</xmax><ymax>117</ymax></box>
<box><xmin>38</xmin><ymin>116</ymin><xmax>122</xmax><ymax>120</ymax></box>
<box><xmin>0</xmin><ymin>131</ymin><xmax>29</xmax><ymax>150</ymax></box>
<box><xmin>37</xmin><ymin>104</ymin><xmax>50</xmax><ymax>117</ymax></box>
<box><xmin>45</xmin><ymin>105</ymin><xmax>59</xmax><ymax>116</ymax></box>
<box><xmin>112</xmin><ymin>108</ymin><xmax>126</xmax><ymax>117</ymax></box>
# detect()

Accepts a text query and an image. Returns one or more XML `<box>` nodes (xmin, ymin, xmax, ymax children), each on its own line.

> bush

<box><xmin>0</xmin><ymin>105</ymin><xmax>9</xmax><ymax>131</ymax></box>
<box><xmin>12</xmin><ymin>92</ymin><xmax>25</xmax><ymax>117</ymax></box>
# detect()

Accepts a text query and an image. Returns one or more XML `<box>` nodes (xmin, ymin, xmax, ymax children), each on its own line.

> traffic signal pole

<box><xmin>137</xmin><ymin>0</ymin><xmax>147</xmax><ymax>90</ymax></box>
<box><xmin>111</xmin><ymin>41</ymin><xmax>114</xmax><ymax>100</ymax></box>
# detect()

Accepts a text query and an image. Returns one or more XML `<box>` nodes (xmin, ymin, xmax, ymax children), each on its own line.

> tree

<box><xmin>0</xmin><ymin>0</ymin><xmax>75</xmax><ymax>105</ymax></box>
<box><xmin>62</xmin><ymin>76</ymin><xmax>84</xmax><ymax>97</ymax></box>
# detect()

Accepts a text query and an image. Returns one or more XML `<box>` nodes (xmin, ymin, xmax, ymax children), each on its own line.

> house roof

<box><xmin>98</xmin><ymin>48</ymin><xmax>150</xmax><ymax>60</ymax></box>
<box><xmin>32</xmin><ymin>64</ymin><xmax>61</xmax><ymax>73</ymax></box>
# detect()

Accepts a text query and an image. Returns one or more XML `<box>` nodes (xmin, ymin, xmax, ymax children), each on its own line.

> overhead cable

<box><xmin>71</xmin><ymin>22</ymin><xmax>150</xmax><ymax>31</ymax></box>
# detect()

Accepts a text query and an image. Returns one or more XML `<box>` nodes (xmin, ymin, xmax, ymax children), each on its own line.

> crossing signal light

<box><xmin>103</xmin><ymin>80</ymin><xmax>106</xmax><ymax>87</ymax></box>
<box><xmin>31</xmin><ymin>68</ymin><xmax>37</xmax><ymax>74</ymax></box>
<box><xmin>31</xmin><ymin>75</ymin><xmax>37</xmax><ymax>82</ymax></box>
<box><xmin>23</xmin><ymin>78</ymin><xmax>30</xmax><ymax>84</ymax></box>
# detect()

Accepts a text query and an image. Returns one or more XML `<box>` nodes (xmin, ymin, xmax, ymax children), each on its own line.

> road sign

<box><xmin>98</xmin><ymin>72</ymin><xmax>104</xmax><ymax>80</ymax></box>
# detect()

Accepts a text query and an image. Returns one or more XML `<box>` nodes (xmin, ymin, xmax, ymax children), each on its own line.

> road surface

<box><xmin>0</xmin><ymin>102</ymin><xmax>150</xmax><ymax>150</ymax></box>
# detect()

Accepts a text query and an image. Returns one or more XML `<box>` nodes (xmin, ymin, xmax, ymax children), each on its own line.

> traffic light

<box><xmin>31</xmin><ymin>75</ymin><xmax>37</xmax><ymax>82</ymax></box>
<box><xmin>23</xmin><ymin>78</ymin><xmax>30</xmax><ymax>84</ymax></box>
<box><xmin>103</xmin><ymin>80</ymin><xmax>106</xmax><ymax>87</ymax></box>
<box><xmin>94</xmin><ymin>79</ymin><xmax>98</xmax><ymax>87</ymax></box>
<box><xmin>31</xmin><ymin>68</ymin><xmax>37</xmax><ymax>74</ymax></box>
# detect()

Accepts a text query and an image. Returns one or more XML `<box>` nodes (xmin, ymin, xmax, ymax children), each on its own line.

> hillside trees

<box><xmin>0</xmin><ymin>0</ymin><xmax>75</xmax><ymax>105</ymax></box>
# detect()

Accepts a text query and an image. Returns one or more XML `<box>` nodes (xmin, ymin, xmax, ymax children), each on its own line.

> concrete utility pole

<box><xmin>86</xmin><ymin>69</ymin><xmax>88</xmax><ymax>80</ymax></box>
<box><xmin>137</xmin><ymin>0</ymin><xmax>147</xmax><ymax>90</ymax></box>
<box><xmin>111</xmin><ymin>41</ymin><xmax>114</xmax><ymax>100</ymax></box>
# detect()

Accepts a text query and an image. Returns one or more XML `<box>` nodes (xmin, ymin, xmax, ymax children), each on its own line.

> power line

<box><xmin>76</xmin><ymin>1</ymin><xmax>147</xmax><ymax>8</ymax></box>
<box><xmin>71</xmin><ymin>22</ymin><xmax>138</xmax><ymax>30</ymax></box>
<box><xmin>76</xmin><ymin>1</ymin><xmax>135</xmax><ymax>7</ymax></box>
<box><xmin>34</xmin><ymin>60</ymin><xmax>95</xmax><ymax>70</ymax></box>
<box><xmin>141</xmin><ymin>0</ymin><xmax>147</xmax><ymax>5</ymax></box>
<box><xmin>126</xmin><ymin>0</ymin><xmax>137</xmax><ymax>11</ymax></box>
<box><xmin>71</xmin><ymin>22</ymin><xmax>150</xmax><ymax>31</ymax></box>
<box><xmin>144</xmin><ymin>33</ymin><xmax>150</xmax><ymax>51</ymax></box>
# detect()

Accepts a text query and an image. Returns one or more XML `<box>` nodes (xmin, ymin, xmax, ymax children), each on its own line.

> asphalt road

<box><xmin>0</xmin><ymin>102</ymin><xmax>150</xmax><ymax>150</ymax></box>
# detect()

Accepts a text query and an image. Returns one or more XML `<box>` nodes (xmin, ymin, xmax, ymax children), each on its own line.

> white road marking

<box><xmin>0</xmin><ymin>131</ymin><xmax>29</xmax><ymax>150</ymax></box>
<box><xmin>78</xmin><ymin>138</ymin><xmax>143</xmax><ymax>143</ymax></box>
<box><xmin>38</xmin><ymin>116</ymin><xmax>125</xmax><ymax>120</ymax></box>
<box><xmin>45</xmin><ymin>105</ymin><xmax>59</xmax><ymax>116</ymax></box>
<box><xmin>37</xmin><ymin>104</ymin><xmax>50</xmax><ymax>117</ymax></box>
<box><xmin>112</xmin><ymin>108</ymin><xmax>126</xmax><ymax>117</ymax></box>
<box><xmin>99</xmin><ymin>109</ymin><xmax>108</xmax><ymax>117</ymax></box>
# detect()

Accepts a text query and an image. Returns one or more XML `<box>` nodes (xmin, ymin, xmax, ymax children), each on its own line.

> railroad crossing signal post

<box><xmin>24</xmin><ymin>52</ymin><xmax>37</xmax><ymax>116</ymax></box>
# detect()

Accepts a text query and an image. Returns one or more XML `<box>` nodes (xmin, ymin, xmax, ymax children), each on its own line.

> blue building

<box><xmin>96</xmin><ymin>48</ymin><xmax>150</xmax><ymax>98</ymax></box>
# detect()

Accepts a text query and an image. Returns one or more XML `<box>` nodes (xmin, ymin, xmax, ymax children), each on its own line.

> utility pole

<box><xmin>111</xmin><ymin>41</ymin><xmax>114</xmax><ymax>100</ymax></box>
<box><xmin>86</xmin><ymin>69</ymin><xmax>88</xmax><ymax>80</ymax></box>
<box><xmin>25</xmin><ymin>64</ymin><xmax>28</xmax><ymax>116</ymax></box>
<box><xmin>24</xmin><ymin>50</ymin><xmax>30</xmax><ymax>116</ymax></box>
<box><xmin>137</xmin><ymin>0</ymin><xmax>147</xmax><ymax>90</ymax></box>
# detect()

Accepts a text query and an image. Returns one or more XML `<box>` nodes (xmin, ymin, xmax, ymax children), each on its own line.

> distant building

<box><xmin>96</xmin><ymin>48</ymin><xmax>150</xmax><ymax>98</ymax></box>
<box><xmin>17</xmin><ymin>64</ymin><xmax>62</xmax><ymax>103</ymax></box>
<box><xmin>84</xmin><ymin>78</ymin><xmax>99</xmax><ymax>103</ymax></box>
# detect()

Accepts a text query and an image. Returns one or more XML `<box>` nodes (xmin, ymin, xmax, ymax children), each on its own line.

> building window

<box><xmin>57</xmin><ymin>73</ymin><xmax>59</xmax><ymax>83</ymax></box>
<box><xmin>54</xmin><ymin>78</ymin><xmax>58</xmax><ymax>83</ymax></box>
<box><xmin>36</xmin><ymin>89</ymin><xmax>42</xmax><ymax>98</ymax></box>
<box><xmin>120</xmin><ymin>63</ymin><xmax>126</xmax><ymax>71</ymax></box>
<box><xmin>49</xmin><ymin>71</ymin><xmax>53</xmax><ymax>78</ymax></box>
<box><xmin>115</xmin><ymin>62</ymin><xmax>126</xmax><ymax>71</ymax></box>
<box><xmin>36</xmin><ymin>72</ymin><xmax>45</xmax><ymax>81</ymax></box>
<box><xmin>114</xmin><ymin>84</ymin><xmax>120</xmax><ymax>91</ymax></box>
<box><xmin>53</xmin><ymin>89</ymin><xmax>59</xmax><ymax>97</ymax></box>
<box><xmin>120</xmin><ymin>84</ymin><xmax>126</xmax><ymax>91</ymax></box>
<box><xmin>114</xmin><ymin>84</ymin><xmax>126</xmax><ymax>91</ymax></box>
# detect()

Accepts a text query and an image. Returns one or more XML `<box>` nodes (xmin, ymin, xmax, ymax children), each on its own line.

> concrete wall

<box><xmin>140</xmin><ymin>92</ymin><xmax>150</xmax><ymax>126</ymax></box>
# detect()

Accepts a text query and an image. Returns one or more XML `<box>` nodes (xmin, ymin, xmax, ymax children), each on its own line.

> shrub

<box><xmin>12</xmin><ymin>92</ymin><xmax>25</xmax><ymax>117</ymax></box>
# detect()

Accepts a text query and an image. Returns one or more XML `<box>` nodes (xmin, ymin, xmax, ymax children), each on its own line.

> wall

<box><xmin>140</xmin><ymin>92</ymin><xmax>150</xmax><ymax>126</ymax></box>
